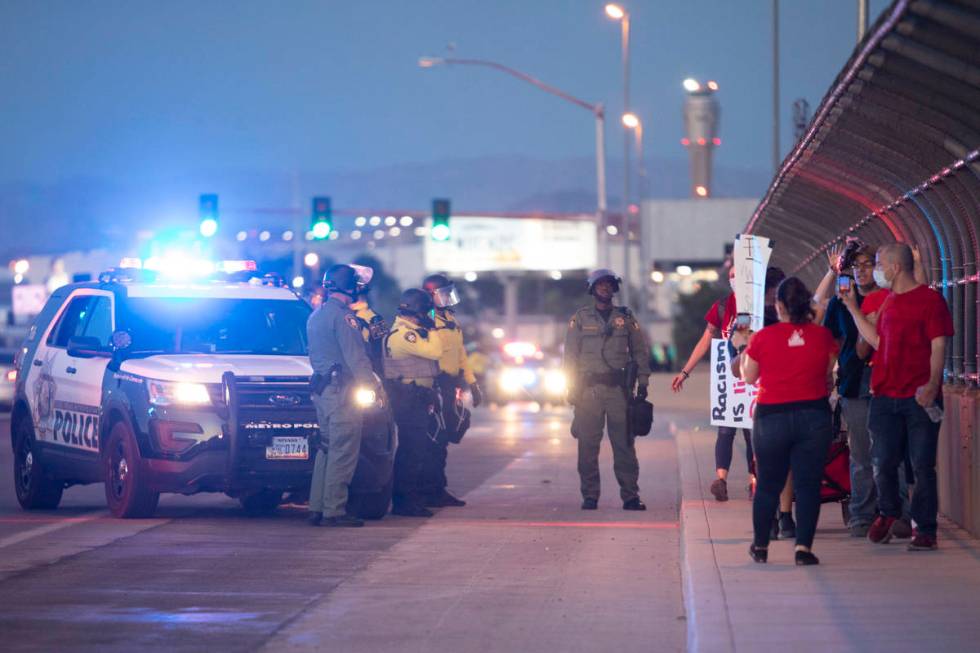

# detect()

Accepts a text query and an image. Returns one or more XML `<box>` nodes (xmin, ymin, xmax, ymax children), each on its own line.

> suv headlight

<box><xmin>147</xmin><ymin>380</ymin><xmax>212</xmax><ymax>406</ymax></box>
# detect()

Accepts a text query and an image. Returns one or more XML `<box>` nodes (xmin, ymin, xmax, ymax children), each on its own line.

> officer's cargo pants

<box><xmin>388</xmin><ymin>383</ymin><xmax>431</xmax><ymax>508</ymax></box>
<box><xmin>571</xmin><ymin>384</ymin><xmax>640</xmax><ymax>502</ymax></box>
<box><xmin>309</xmin><ymin>385</ymin><xmax>363</xmax><ymax>518</ymax></box>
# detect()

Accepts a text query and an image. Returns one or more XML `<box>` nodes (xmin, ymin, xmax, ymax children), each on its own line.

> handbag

<box><xmin>629</xmin><ymin>396</ymin><xmax>654</xmax><ymax>436</ymax></box>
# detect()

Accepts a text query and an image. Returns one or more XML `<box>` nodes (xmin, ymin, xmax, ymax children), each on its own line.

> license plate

<box><xmin>265</xmin><ymin>436</ymin><xmax>309</xmax><ymax>460</ymax></box>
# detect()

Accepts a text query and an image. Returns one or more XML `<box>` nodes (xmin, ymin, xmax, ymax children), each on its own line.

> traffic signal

<box><xmin>199</xmin><ymin>193</ymin><xmax>218</xmax><ymax>238</ymax></box>
<box><xmin>311</xmin><ymin>196</ymin><xmax>332</xmax><ymax>240</ymax></box>
<box><xmin>431</xmin><ymin>198</ymin><xmax>451</xmax><ymax>241</ymax></box>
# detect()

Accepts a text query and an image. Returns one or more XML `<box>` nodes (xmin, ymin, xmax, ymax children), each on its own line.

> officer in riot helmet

<box><xmin>563</xmin><ymin>268</ymin><xmax>651</xmax><ymax>511</ymax></box>
<box><xmin>420</xmin><ymin>273</ymin><xmax>479</xmax><ymax>508</ymax></box>
<box><xmin>382</xmin><ymin>288</ymin><xmax>445</xmax><ymax>517</ymax></box>
<box><xmin>306</xmin><ymin>264</ymin><xmax>377</xmax><ymax>527</ymax></box>
<box><xmin>348</xmin><ymin>264</ymin><xmax>389</xmax><ymax>375</ymax></box>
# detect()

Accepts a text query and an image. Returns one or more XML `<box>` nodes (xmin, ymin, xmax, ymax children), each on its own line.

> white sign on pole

<box><xmin>709</xmin><ymin>338</ymin><xmax>759</xmax><ymax>429</ymax></box>
<box><xmin>12</xmin><ymin>284</ymin><xmax>48</xmax><ymax>317</ymax></box>
<box><xmin>733</xmin><ymin>234</ymin><xmax>773</xmax><ymax>332</ymax></box>
<box><xmin>423</xmin><ymin>216</ymin><xmax>597</xmax><ymax>273</ymax></box>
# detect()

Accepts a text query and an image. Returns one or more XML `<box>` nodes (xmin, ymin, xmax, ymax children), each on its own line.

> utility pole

<box><xmin>858</xmin><ymin>0</ymin><xmax>869</xmax><ymax>42</ymax></box>
<box><xmin>772</xmin><ymin>0</ymin><xmax>781</xmax><ymax>175</ymax></box>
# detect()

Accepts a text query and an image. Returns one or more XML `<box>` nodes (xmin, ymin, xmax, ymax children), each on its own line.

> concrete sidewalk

<box><xmin>676</xmin><ymin>422</ymin><xmax>980</xmax><ymax>653</ymax></box>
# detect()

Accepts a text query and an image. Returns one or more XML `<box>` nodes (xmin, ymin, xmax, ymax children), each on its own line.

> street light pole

<box><xmin>772</xmin><ymin>0</ymin><xmax>781</xmax><ymax>175</ymax></box>
<box><xmin>606</xmin><ymin>3</ymin><xmax>634</xmax><ymax>306</ymax></box>
<box><xmin>418</xmin><ymin>56</ymin><xmax>610</xmax><ymax>268</ymax></box>
<box><xmin>623</xmin><ymin>113</ymin><xmax>648</xmax><ymax>322</ymax></box>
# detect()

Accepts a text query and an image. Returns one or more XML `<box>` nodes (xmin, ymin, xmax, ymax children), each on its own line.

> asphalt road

<box><xmin>0</xmin><ymin>383</ymin><xmax>687</xmax><ymax>652</ymax></box>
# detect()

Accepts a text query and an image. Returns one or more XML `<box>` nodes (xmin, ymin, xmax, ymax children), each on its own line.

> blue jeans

<box><xmin>868</xmin><ymin>396</ymin><xmax>940</xmax><ymax>536</ymax></box>
<box><xmin>752</xmin><ymin>408</ymin><xmax>833</xmax><ymax>548</ymax></box>
<box><xmin>843</xmin><ymin>397</ymin><xmax>910</xmax><ymax>527</ymax></box>
<box><xmin>715</xmin><ymin>427</ymin><xmax>755</xmax><ymax>475</ymax></box>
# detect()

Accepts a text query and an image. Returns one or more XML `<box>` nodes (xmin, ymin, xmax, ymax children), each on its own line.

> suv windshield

<box><xmin>123</xmin><ymin>298</ymin><xmax>311</xmax><ymax>356</ymax></box>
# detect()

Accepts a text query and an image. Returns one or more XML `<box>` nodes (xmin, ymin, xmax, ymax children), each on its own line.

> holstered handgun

<box><xmin>309</xmin><ymin>363</ymin><xmax>342</xmax><ymax>396</ymax></box>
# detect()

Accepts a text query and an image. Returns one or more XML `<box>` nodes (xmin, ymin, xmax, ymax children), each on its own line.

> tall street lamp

<box><xmin>418</xmin><ymin>56</ymin><xmax>610</xmax><ymax>268</ymax></box>
<box><xmin>605</xmin><ymin>3</ymin><xmax>634</xmax><ymax>306</ymax></box>
<box><xmin>623</xmin><ymin>112</ymin><xmax>649</xmax><ymax>322</ymax></box>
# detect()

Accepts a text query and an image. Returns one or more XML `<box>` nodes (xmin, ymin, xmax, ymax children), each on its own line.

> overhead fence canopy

<box><xmin>745</xmin><ymin>0</ymin><xmax>980</xmax><ymax>387</ymax></box>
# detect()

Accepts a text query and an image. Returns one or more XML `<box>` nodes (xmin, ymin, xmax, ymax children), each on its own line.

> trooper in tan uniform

<box><xmin>564</xmin><ymin>269</ymin><xmax>651</xmax><ymax>511</ymax></box>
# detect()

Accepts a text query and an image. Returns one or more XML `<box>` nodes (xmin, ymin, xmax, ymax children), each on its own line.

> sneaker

<box><xmin>749</xmin><ymin>544</ymin><xmax>768</xmax><ymax>564</ymax></box>
<box><xmin>321</xmin><ymin>514</ymin><xmax>364</xmax><ymax>528</ymax></box>
<box><xmin>424</xmin><ymin>490</ymin><xmax>467</xmax><ymax>507</ymax></box>
<box><xmin>868</xmin><ymin>515</ymin><xmax>897</xmax><ymax>544</ymax></box>
<box><xmin>709</xmin><ymin>479</ymin><xmax>729</xmax><ymax>502</ymax></box>
<box><xmin>795</xmin><ymin>550</ymin><xmax>820</xmax><ymax>566</ymax></box>
<box><xmin>779</xmin><ymin>512</ymin><xmax>796</xmax><ymax>539</ymax></box>
<box><xmin>849</xmin><ymin>523</ymin><xmax>870</xmax><ymax>538</ymax></box>
<box><xmin>907</xmin><ymin>531</ymin><xmax>938</xmax><ymax>551</ymax></box>
<box><xmin>623</xmin><ymin>498</ymin><xmax>647</xmax><ymax>511</ymax></box>
<box><xmin>581</xmin><ymin>497</ymin><xmax>598</xmax><ymax>510</ymax></box>
<box><xmin>890</xmin><ymin>518</ymin><xmax>913</xmax><ymax>539</ymax></box>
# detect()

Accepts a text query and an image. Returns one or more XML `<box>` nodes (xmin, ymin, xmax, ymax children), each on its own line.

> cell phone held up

<box><xmin>734</xmin><ymin>313</ymin><xmax>752</xmax><ymax>330</ymax></box>
<box><xmin>837</xmin><ymin>275</ymin><xmax>853</xmax><ymax>293</ymax></box>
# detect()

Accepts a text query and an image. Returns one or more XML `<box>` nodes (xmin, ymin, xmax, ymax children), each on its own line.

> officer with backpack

<box><xmin>563</xmin><ymin>269</ymin><xmax>651</xmax><ymax>511</ymax></box>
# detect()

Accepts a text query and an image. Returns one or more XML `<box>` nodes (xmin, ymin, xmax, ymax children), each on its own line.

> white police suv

<box><xmin>9</xmin><ymin>261</ymin><xmax>395</xmax><ymax>518</ymax></box>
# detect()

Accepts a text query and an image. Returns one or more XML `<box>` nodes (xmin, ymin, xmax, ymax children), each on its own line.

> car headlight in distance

<box><xmin>147</xmin><ymin>380</ymin><xmax>212</xmax><ymax>406</ymax></box>
<box><xmin>353</xmin><ymin>387</ymin><xmax>377</xmax><ymax>408</ymax></box>
<box><xmin>542</xmin><ymin>369</ymin><xmax>567</xmax><ymax>395</ymax></box>
<box><xmin>499</xmin><ymin>367</ymin><xmax>535</xmax><ymax>394</ymax></box>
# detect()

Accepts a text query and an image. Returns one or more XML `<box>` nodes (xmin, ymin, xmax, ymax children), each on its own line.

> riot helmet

<box><xmin>586</xmin><ymin>268</ymin><xmax>621</xmax><ymax>295</ymax></box>
<box><xmin>422</xmin><ymin>273</ymin><xmax>460</xmax><ymax>308</ymax></box>
<box><xmin>322</xmin><ymin>264</ymin><xmax>359</xmax><ymax>298</ymax></box>
<box><xmin>350</xmin><ymin>263</ymin><xmax>374</xmax><ymax>297</ymax></box>
<box><xmin>398</xmin><ymin>288</ymin><xmax>435</xmax><ymax>320</ymax></box>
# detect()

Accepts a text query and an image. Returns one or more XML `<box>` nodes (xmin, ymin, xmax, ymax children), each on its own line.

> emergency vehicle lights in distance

<box><xmin>147</xmin><ymin>380</ymin><xmax>212</xmax><ymax>406</ymax></box>
<box><xmin>542</xmin><ymin>370</ymin><xmax>567</xmax><ymax>396</ymax></box>
<box><xmin>499</xmin><ymin>367</ymin><xmax>536</xmax><ymax>394</ymax></box>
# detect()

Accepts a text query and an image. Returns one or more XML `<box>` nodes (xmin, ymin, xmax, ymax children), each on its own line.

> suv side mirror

<box><xmin>67</xmin><ymin>336</ymin><xmax>109</xmax><ymax>359</ymax></box>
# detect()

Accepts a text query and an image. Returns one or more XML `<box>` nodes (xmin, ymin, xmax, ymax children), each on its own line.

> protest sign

<box><xmin>708</xmin><ymin>338</ymin><xmax>759</xmax><ymax>429</ymax></box>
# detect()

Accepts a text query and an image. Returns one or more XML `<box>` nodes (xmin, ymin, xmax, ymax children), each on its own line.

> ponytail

<box><xmin>777</xmin><ymin>277</ymin><xmax>814</xmax><ymax>325</ymax></box>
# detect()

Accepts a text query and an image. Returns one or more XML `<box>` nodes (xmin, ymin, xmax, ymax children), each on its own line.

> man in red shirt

<box><xmin>842</xmin><ymin>243</ymin><xmax>954</xmax><ymax>551</ymax></box>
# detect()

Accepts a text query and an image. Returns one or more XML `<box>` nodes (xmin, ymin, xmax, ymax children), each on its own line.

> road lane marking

<box><xmin>0</xmin><ymin>510</ymin><xmax>107</xmax><ymax>549</ymax></box>
<box><xmin>434</xmin><ymin>519</ymin><xmax>678</xmax><ymax>529</ymax></box>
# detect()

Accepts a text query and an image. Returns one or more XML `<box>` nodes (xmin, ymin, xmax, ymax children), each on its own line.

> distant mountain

<box><xmin>0</xmin><ymin>155</ymin><xmax>770</xmax><ymax>259</ymax></box>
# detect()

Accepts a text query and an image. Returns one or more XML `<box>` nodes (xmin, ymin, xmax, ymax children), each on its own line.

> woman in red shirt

<box><xmin>741</xmin><ymin>277</ymin><xmax>837</xmax><ymax>565</ymax></box>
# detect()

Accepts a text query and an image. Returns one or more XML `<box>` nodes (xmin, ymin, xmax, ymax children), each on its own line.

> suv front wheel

<box><xmin>103</xmin><ymin>421</ymin><xmax>160</xmax><ymax>518</ymax></box>
<box><xmin>13</xmin><ymin>417</ymin><xmax>64</xmax><ymax>510</ymax></box>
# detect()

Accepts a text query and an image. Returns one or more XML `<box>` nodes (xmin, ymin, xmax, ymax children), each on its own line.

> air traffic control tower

<box><xmin>681</xmin><ymin>79</ymin><xmax>720</xmax><ymax>198</ymax></box>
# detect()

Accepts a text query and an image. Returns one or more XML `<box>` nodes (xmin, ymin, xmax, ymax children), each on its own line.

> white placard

<box><xmin>733</xmin><ymin>234</ymin><xmax>773</xmax><ymax>332</ymax></box>
<box><xmin>423</xmin><ymin>216</ymin><xmax>597</xmax><ymax>273</ymax></box>
<box><xmin>12</xmin><ymin>284</ymin><xmax>48</xmax><ymax>317</ymax></box>
<box><xmin>709</xmin><ymin>338</ymin><xmax>758</xmax><ymax>429</ymax></box>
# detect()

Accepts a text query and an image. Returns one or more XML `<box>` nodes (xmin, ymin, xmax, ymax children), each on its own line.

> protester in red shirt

<box><xmin>842</xmin><ymin>243</ymin><xmax>954</xmax><ymax>551</ymax></box>
<box><xmin>672</xmin><ymin>266</ymin><xmax>754</xmax><ymax>502</ymax></box>
<box><xmin>741</xmin><ymin>277</ymin><xmax>837</xmax><ymax>566</ymax></box>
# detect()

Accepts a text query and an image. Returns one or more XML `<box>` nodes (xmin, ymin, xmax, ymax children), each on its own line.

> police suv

<box><xmin>9</xmin><ymin>261</ymin><xmax>395</xmax><ymax>518</ymax></box>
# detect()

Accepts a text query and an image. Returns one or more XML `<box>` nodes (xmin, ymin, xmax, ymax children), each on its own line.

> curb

<box><xmin>675</xmin><ymin>427</ymin><xmax>736</xmax><ymax>653</ymax></box>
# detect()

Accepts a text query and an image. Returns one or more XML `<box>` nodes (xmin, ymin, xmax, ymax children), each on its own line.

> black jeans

<box><xmin>752</xmin><ymin>408</ymin><xmax>833</xmax><ymax>548</ymax></box>
<box><xmin>869</xmin><ymin>396</ymin><xmax>940</xmax><ymax>535</ymax></box>
<box><xmin>716</xmin><ymin>427</ymin><xmax>755</xmax><ymax>475</ymax></box>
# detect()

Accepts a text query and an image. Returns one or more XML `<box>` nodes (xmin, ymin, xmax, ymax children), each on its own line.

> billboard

<box><xmin>423</xmin><ymin>216</ymin><xmax>597</xmax><ymax>273</ymax></box>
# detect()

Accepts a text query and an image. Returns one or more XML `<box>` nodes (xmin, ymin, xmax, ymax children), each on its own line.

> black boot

<box><xmin>321</xmin><ymin>514</ymin><xmax>364</xmax><ymax>528</ymax></box>
<box><xmin>392</xmin><ymin>502</ymin><xmax>434</xmax><ymax>517</ymax></box>
<box><xmin>307</xmin><ymin>511</ymin><xmax>323</xmax><ymax>526</ymax></box>
<box><xmin>581</xmin><ymin>497</ymin><xmax>598</xmax><ymax>510</ymax></box>
<box><xmin>623</xmin><ymin>497</ymin><xmax>647</xmax><ymax>511</ymax></box>
<box><xmin>425</xmin><ymin>490</ymin><xmax>466</xmax><ymax>507</ymax></box>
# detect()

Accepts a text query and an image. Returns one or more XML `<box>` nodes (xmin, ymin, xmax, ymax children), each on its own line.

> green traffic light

<box><xmin>312</xmin><ymin>221</ymin><xmax>331</xmax><ymax>240</ymax></box>
<box><xmin>431</xmin><ymin>222</ymin><xmax>451</xmax><ymax>241</ymax></box>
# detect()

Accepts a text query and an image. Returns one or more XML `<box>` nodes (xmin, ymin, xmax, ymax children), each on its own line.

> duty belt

<box><xmin>584</xmin><ymin>370</ymin><xmax>627</xmax><ymax>387</ymax></box>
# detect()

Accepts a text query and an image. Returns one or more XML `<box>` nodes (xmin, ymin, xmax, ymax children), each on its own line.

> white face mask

<box><xmin>729</xmin><ymin>278</ymin><xmax>736</xmax><ymax>292</ymax></box>
<box><xmin>873</xmin><ymin>268</ymin><xmax>891</xmax><ymax>289</ymax></box>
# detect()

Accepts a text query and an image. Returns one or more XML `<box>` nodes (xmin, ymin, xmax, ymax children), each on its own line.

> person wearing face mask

<box><xmin>841</xmin><ymin>243</ymin><xmax>954</xmax><ymax>551</ymax></box>
<box><xmin>564</xmin><ymin>269</ymin><xmax>651</xmax><ymax>511</ymax></box>
<box><xmin>741</xmin><ymin>277</ymin><xmax>838</xmax><ymax>565</ymax></box>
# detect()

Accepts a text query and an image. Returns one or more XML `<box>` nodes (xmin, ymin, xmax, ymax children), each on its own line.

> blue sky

<box><xmin>1</xmin><ymin>0</ymin><xmax>893</xmax><ymax>185</ymax></box>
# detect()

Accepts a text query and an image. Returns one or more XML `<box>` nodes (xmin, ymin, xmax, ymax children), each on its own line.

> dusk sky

<box><xmin>2</xmin><ymin>1</ymin><xmax>892</xmax><ymax>187</ymax></box>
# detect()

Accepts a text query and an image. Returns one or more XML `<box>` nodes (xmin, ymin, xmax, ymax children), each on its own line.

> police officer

<box><xmin>383</xmin><ymin>289</ymin><xmax>444</xmax><ymax>517</ymax></box>
<box><xmin>421</xmin><ymin>274</ymin><xmax>481</xmax><ymax>508</ymax></box>
<box><xmin>306</xmin><ymin>264</ymin><xmax>377</xmax><ymax>527</ymax></box>
<box><xmin>564</xmin><ymin>269</ymin><xmax>651</xmax><ymax>511</ymax></box>
<box><xmin>348</xmin><ymin>264</ymin><xmax>389</xmax><ymax>375</ymax></box>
